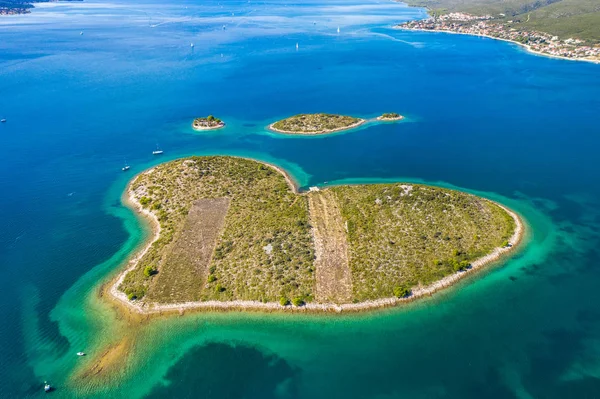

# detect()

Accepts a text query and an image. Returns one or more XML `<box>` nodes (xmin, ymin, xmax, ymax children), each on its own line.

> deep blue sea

<box><xmin>1</xmin><ymin>0</ymin><xmax>600</xmax><ymax>397</ymax></box>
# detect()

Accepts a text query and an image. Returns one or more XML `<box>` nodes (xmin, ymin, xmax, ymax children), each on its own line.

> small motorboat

<box><xmin>152</xmin><ymin>145</ymin><xmax>163</xmax><ymax>155</ymax></box>
<box><xmin>0</xmin><ymin>119</ymin><xmax>6</xmax><ymax>123</ymax></box>
<box><xmin>44</xmin><ymin>382</ymin><xmax>52</xmax><ymax>392</ymax></box>
<box><xmin>190</xmin><ymin>42</ymin><xmax>194</xmax><ymax>48</ymax></box>
<box><xmin>122</xmin><ymin>165</ymin><xmax>130</xmax><ymax>172</ymax></box>
<box><xmin>77</xmin><ymin>352</ymin><xmax>86</xmax><ymax>356</ymax></box>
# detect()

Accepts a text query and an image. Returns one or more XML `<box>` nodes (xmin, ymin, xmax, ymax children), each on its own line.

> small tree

<box><xmin>393</xmin><ymin>285</ymin><xmax>411</xmax><ymax>298</ymax></box>
<box><xmin>139</xmin><ymin>196</ymin><xmax>151</xmax><ymax>206</ymax></box>
<box><xmin>453</xmin><ymin>260</ymin><xmax>470</xmax><ymax>272</ymax></box>
<box><xmin>215</xmin><ymin>284</ymin><xmax>225</xmax><ymax>293</ymax></box>
<box><xmin>207</xmin><ymin>115</ymin><xmax>215</xmax><ymax>122</ymax></box>
<box><xmin>279</xmin><ymin>296</ymin><xmax>290</xmax><ymax>306</ymax></box>
<box><xmin>292</xmin><ymin>297</ymin><xmax>304</xmax><ymax>306</ymax></box>
<box><xmin>501</xmin><ymin>240</ymin><xmax>509</xmax><ymax>247</ymax></box>
<box><xmin>207</xmin><ymin>275</ymin><xmax>217</xmax><ymax>283</ymax></box>
<box><xmin>144</xmin><ymin>265</ymin><xmax>157</xmax><ymax>277</ymax></box>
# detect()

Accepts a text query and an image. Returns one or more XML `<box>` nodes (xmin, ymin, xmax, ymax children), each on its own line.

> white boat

<box><xmin>44</xmin><ymin>382</ymin><xmax>52</xmax><ymax>392</ymax></box>
<box><xmin>190</xmin><ymin>43</ymin><xmax>194</xmax><ymax>48</ymax></box>
<box><xmin>80</xmin><ymin>31</ymin><xmax>83</xmax><ymax>35</ymax></box>
<box><xmin>337</xmin><ymin>26</ymin><xmax>340</xmax><ymax>33</ymax></box>
<box><xmin>152</xmin><ymin>145</ymin><xmax>163</xmax><ymax>155</ymax></box>
<box><xmin>122</xmin><ymin>165</ymin><xmax>130</xmax><ymax>172</ymax></box>
<box><xmin>77</xmin><ymin>352</ymin><xmax>86</xmax><ymax>356</ymax></box>
<box><xmin>0</xmin><ymin>119</ymin><xmax>6</xmax><ymax>123</ymax></box>
<box><xmin>296</xmin><ymin>42</ymin><xmax>299</xmax><ymax>50</ymax></box>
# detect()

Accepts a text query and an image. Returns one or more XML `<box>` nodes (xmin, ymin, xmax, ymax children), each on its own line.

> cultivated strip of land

<box><xmin>146</xmin><ymin>198</ymin><xmax>230</xmax><ymax>303</ymax></box>
<box><xmin>308</xmin><ymin>190</ymin><xmax>352</xmax><ymax>304</ymax></box>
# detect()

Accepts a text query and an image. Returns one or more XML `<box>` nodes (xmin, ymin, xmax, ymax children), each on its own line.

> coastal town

<box><xmin>0</xmin><ymin>7</ymin><xmax>30</xmax><ymax>15</ymax></box>
<box><xmin>397</xmin><ymin>12</ymin><xmax>600</xmax><ymax>62</ymax></box>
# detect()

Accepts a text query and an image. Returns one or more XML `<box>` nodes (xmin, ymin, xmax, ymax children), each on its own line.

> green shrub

<box><xmin>393</xmin><ymin>286</ymin><xmax>411</xmax><ymax>298</ymax></box>
<box><xmin>292</xmin><ymin>297</ymin><xmax>305</xmax><ymax>306</ymax></box>
<box><xmin>215</xmin><ymin>284</ymin><xmax>225</xmax><ymax>293</ymax></box>
<box><xmin>279</xmin><ymin>296</ymin><xmax>290</xmax><ymax>306</ymax></box>
<box><xmin>139</xmin><ymin>196</ymin><xmax>151</xmax><ymax>206</ymax></box>
<box><xmin>125</xmin><ymin>286</ymin><xmax>146</xmax><ymax>300</ymax></box>
<box><xmin>144</xmin><ymin>265</ymin><xmax>157</xmax><ymax>277</ymax></box>
<box><xmin>452</xmin><ymin>260</ymin><xmax>470</xmax><ymax>272</ymax></box>
<box><xmin>207</xmin><ymin>275</ymin><xmax>217</xmax><ymax>283</ymax></box>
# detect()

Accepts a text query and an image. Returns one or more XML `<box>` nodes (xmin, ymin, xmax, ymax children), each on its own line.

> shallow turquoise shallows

<box><xmin>1</xmin><ymin>0</ymin><xmax>600</xmax><ymax>397</ymax></box>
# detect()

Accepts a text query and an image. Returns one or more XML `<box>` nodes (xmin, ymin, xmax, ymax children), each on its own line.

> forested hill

<box><xmin>402</xmin><ymin>0</ymin><xmax>600</xmax><ymax>43</ymax></box>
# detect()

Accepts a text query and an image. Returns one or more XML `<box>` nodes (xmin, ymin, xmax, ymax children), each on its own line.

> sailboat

<box><xmin>190</xmin><ymin>43</ymin><xmax>194</xmax><ymax>48</ymax></box>
<box><xmin>152</xmin><ymin>145</ymin><xmax>163</xmax><ymax>155</ymax></box>
<box><xmin>296</xmin><ymin>42</ymin><xmax>299</xmax><ymax>50</ymax></box>
<box><xmin>337</xmin><ymin>26</ymin><xmax>340</xmax><ymax>34</ymax></box>
<box><xmin>44</xmin><ymin>382</ymin><xmax>52</xmax><ymax>392</ymax></box>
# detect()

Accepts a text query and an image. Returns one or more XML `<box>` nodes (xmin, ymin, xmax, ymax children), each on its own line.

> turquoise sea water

<box><xmin>1</xmin><ymin>0</ymin><xmax>600</xmax><ymax>397</ymax></box>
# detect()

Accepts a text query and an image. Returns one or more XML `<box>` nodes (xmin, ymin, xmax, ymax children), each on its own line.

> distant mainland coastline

<box><xmin>108</xmin><ymin>156</ymin><xmax>524</xmax><ymax>316</ymax></box>
<box><xmin>396</xmin><ymin>12</ymin><xmax>600</xmax><ymax>64</ymax></box>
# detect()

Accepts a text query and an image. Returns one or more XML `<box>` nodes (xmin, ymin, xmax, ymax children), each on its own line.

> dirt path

<box><xmin>308</xmin><ymin>191</ymin><xmax>352</xmax><ymax>304</ymax></box>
